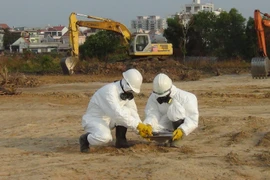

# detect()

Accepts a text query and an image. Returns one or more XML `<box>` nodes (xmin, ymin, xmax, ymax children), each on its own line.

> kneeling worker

<box><xmin>79</xmin><ymin>68</ymin><xmax>152</xmax><ymax>153</ymax></box>
<box><xmin>143</xmin><ymin>73</ymin><xmax>199</xmax><ymax>145</ymax></box>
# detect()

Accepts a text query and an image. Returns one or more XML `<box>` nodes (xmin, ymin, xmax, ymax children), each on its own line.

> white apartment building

<box><xmin>185</xmin><ymin>0</ymin><xmax>215</xmax><ymax>14</ymax></box>
<box><xmin>185</xmin><ymin>0</ymin><xmax>222</xmax><ymax>15</ymax></box>
<box><xmin>131</xmin><ymin>15</ymin><xmax>167</xmax><ymax>31</ymax></box>
<box><xmin>168</xmin><ymin>0</ymin><xmax>222</xmax><ymax>25</ymax></box>
<box><xmin>131</xmin><ymin>16</ymin><xmax>148</xmax><ymax>30</ymax></box>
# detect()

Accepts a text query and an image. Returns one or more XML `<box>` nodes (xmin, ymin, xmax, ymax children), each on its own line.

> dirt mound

<box><xmin>255</xmin><ymin>152</ymin><xmax>270</xmax><ymax>166</ymax></box>
<box><xmin>75</xmin><ymin>58</ymin><xmax>205</xmax><ymax>82</ymax></box>
<box><xmin>227</xmin><ymin>131</ymin><xmax>251</xmax><ymax>145</ymax></box>
<box><xmin>88</xmin><ymin>142</ymin><xmax>194</xmax><ymax>155</ymax></box>
<box><xmin>74</xmin><ymin>58</ymin><xmax>251</xmax><ymax>83</ymax></box>
<box><xmin>257</xmin><ymin>132</ymin><xmax>270</xmax><ymax>147</ymax></box>
<box><xmin>0</xmin><ymin>66</ymin><xmax>40</xmax><ymax>95</ymax></box>
<box><xmin>226</xmin><ymin>151</ymin><xmax>242</xmax><ymax>165</ymax></box>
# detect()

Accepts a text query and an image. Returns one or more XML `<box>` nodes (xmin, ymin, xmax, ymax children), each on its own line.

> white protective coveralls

<box><xmin>144</xmin><ymin>85</ymin><xmax>199</xmax><ymax>136</ymax></box>
<box><xmin>82</xmin><ymin>79</ymin><xmax>142</xmax><ymax>146</ymax></box>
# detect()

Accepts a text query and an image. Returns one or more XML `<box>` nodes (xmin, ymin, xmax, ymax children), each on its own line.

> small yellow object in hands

<box><xmin>172</xmin><ymin>128</ymin><xmax>183</xmax><ymax>141</ymax></box>
<box><xmin>137</xmin><ymin>123</ymin><xmax>153</xmax><ymax>138</ymax></box>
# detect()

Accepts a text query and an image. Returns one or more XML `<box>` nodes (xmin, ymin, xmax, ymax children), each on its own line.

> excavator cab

<box><xmin>129</xmin><ymin>34</ymin><xmax>173</xmax><ymax>57</ymax></box>
<box><xmin>129</xmin><ymin>34</ymin><xmax>151</xmax><ymax>53</ymax></box>
<box><xmin>135</xmin><ymin>34</ymin><xmax>150</xmax><ymax>51</ymax></box>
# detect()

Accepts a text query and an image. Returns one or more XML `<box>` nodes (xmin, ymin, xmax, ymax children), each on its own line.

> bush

<box><xmin>0</xmin><ymin>54</ymin><xmax>63</xmax><ymax>74</ymax></box>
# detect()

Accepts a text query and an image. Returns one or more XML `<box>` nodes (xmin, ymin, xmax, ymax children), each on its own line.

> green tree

<box><xmin>179</xmin><ymin>13</ymin><xmax>194</xmax><ymax>62</ymax></box>
<box><xmin>244</xmin><ymin>17</ymin><xmax>257</xmax><ymax>60</ymax></box>
<box><xmin>3</xmin><ymin>28</ymin><xmax>21</xmax><ymax>50</ymax></box>
<box><xmin>189</xmin><ymin>11</ymin><xmax>218</xmax><ymax>56</ymax></box>
<box><xmin>79</xmin><ymin>30</ymin><xmax>124</xmax><ymax>61</ymax></box>
<box><xmin>214</xmin><ymin>8</ymin><xmax>247</xmax><ymax>59</ymax></box>
<box><xmin>163</xmin><ymin>8</ymin><xmax>268</xmax><ymax>60</ymax></box>
<box><xmin>163</xmin><ymin>16</ymin><xmax>183</xmax><ymax>49</ymax></box>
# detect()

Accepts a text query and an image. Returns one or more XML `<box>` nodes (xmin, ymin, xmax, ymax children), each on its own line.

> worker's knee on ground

<box><xmin>88</xmin><ymin>132</ymin><xmax>113</xmax><ymax>146</ymax></box>
<box><xmin>99</xmin><ymin>135</ymin><xmax>113</xmax><ymax>144</ymax></box>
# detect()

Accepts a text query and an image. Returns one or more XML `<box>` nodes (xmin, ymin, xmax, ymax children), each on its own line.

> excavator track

<box><xmin>251</xmin><ymin>57</ymin><xmax>270</xmax><ymax>79</ymax></box>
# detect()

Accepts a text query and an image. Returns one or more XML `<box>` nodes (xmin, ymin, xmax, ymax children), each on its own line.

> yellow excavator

<box><xmin>60</xmin><ymin>12</ymin><xmax>173</xmax><ymax>75</ymax></box>
<box><xmin>251</xmin><ymin>9</ymin><xmax>270</xmax><ymax>78</ymax></box>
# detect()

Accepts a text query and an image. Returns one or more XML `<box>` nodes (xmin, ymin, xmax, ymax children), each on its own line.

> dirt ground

<box><xmin>1</xmin><ymin>70</ymin><xmax>270</xmax><ymax>179</ymax></box>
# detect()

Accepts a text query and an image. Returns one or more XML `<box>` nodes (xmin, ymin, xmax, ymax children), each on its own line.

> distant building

<box><xmin>168</xmin><ymin>0</ymin><xmax>223</xmax><ymax>26</ymax></box>
<box><xmin>0</xmin><ymin>24</ymin><xmax>10</xmax><ymax>29</ymax></box>
<box><xmin>130</xmin><ymin>15</ymin><xmax>167</xmax><ymax>32</ymax></box>
<box><xmin>43</xmin><ymin>25</ymin><xmax>68</xmax><ymax>42</ymax></box>
<box><xmin>184</xmin><ymin>0</ymin><xmax>222</xmax><ymax>15</ymax></box>
<box><xmin>185</xmin><ymin>0</ymin><xmax>215</xmax><ymax>14</ymax></box>
<box><xmin>62</xmin><ymin>30</ymin><xmax>86</xmax><ymax>45</ymax></box>
<box><xmin>8</xmin><ymin>24</ymin><xmax>89</xmax><ymax>53</ymax></box>
<box><xmin>9</xmin><ymin>25</ymin><xmax>69</xmax><ymax>53</ymax></box>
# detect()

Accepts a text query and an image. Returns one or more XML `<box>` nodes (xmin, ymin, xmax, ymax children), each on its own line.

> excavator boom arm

<box><xmin>75</xmin><ymin>13</ymin><xmax>112</xmax><ymax>22</ymax></box>
<box><xmin>254</xmin><ymin>9</ymin><xmax>270</xmax><ymax>57</ymax></box>
<box><xmin>69</xmin><ymin>12</ymin><xmax>132</xmax><ymax>47</ymax></box>
<box><xmin>251</xmin><ymin>10</ymin><xmax>270</xmax><ymax>78</ymax></box>
<box><xmin>76</xmin><ymin>21</ymin><xmax>131</xmax><ymax>45</ymax></box>
<box><xmin>69</xmin><ymin>12</ymin><xmax>80</xmax><ymax>58</ymax></box>
<box><xmin>61</xmin><ymin>12</ymin><xmax>133</xmax><ymax>75</ymax></box>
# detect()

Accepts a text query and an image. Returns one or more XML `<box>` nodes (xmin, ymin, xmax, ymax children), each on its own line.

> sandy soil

<box><xmin>1</xmin><ymin>73</ymin><xmax>270</xmax><ymax>180</ymax></box>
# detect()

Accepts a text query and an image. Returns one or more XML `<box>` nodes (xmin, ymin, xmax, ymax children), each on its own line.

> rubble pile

<box><xmin>0</xmin><ymin>66</ymin><xmax>40</xmax><ymax>95</ymax></box>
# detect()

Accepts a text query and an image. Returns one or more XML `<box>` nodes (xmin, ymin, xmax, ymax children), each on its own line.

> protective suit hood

<box><xmin>121</xmin><ymin>79</ymin><xmax>133</xmax><ymax>92</ymax></box>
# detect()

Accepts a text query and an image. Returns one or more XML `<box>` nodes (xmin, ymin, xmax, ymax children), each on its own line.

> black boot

<box><xmin>115</xmin><ymin>126</ymin><xmax>130</xmax><ymax>148</ymax></box>
<box><xmin>79</xmin><ymin>132</ymin><xmax>90</xmax><ymax>153</ymax></box>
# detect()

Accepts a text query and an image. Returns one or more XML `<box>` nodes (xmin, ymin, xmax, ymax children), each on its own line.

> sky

<box><xmin>0</xmin><ymin>0</ymin><xmax>269</xmax><ymax>28</ymax></box>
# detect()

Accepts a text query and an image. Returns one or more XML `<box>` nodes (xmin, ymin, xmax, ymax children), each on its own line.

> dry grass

<box><xmin>0</xmin><ymin>65</ymin><xmax>20</xmax><ymax>95</ymax></box>
<box><xmin>0</xmin><ymin>64</ymin><xmax>41</xmax><ymax>95</ymax></box>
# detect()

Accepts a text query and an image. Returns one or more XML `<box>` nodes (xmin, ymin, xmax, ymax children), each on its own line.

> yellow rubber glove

<box><xmin>137</xmin><ymin>123</ymin><xmax>153</xmax><ymax>138</ymax></box>
<box><xmin>146</xmin><ymin>124</ymin><xmax>153</xmax><ymax>140</ymax></box>
<box><xmin>172</xmin><ymin>128</ymin><xmax>183</xmax><ymax>141</ymax></box>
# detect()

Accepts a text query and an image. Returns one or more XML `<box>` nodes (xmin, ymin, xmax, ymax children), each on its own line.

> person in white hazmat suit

<box><xmin>79</xmin><ymin>68</ymin><xmax>153</xmax><ymax>153</ymax></box>
<box><xmin>143</xmin><ymin>73</ymin><xmax>199</xmax><ymax>146</ymax></box>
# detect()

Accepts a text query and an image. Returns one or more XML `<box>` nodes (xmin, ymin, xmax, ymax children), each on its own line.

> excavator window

<box><xmin>129</xmin><ymin>36</ymin><xmax>135</xmax><ymax>53</ymax></box>
<box><xmin>136</xmin><ymin>35</ymin><xmax>149</xmax><ymax>51</ymax></box>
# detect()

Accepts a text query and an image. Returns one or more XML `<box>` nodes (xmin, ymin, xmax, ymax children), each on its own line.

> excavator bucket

<box><xmin>251</xmin><ymin>57</ymin><xmax>270</xmax><ymax>78</ymax></box>
<box><xmin>60</xmin><ymin>57</ymin><xmax>78</xmax><ymax>75</ymax></box>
